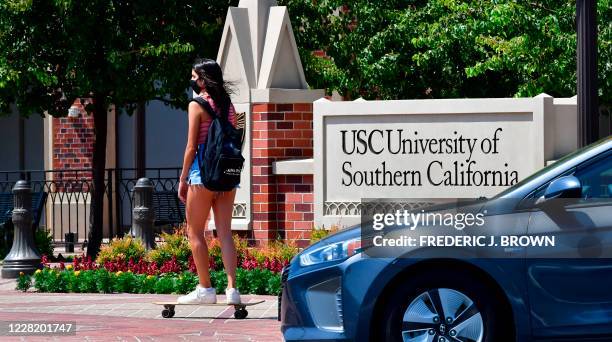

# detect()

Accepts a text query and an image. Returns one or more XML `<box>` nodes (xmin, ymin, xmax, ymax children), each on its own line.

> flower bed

<box><xmin>17</xmin><ymin>267</ymin><xmax>281</xmax><ymax>295</ymax></box>
<box><xmin>16</xmin><ymin>230</ymin><xmax>296</xmax><ymax>296</ymax></box>
<box><xmin>97</xmin><ymin>232</ymin><xmax>294</xmax><ymax>274</ymax></box>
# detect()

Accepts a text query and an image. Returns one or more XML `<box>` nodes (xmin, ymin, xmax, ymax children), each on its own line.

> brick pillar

<box><xmin>251</xmin><ymin>103</ymin><xmax>314</xmax><ymax>247</ymax></box>
<box><xmin>278</xmin><ymin>174</ymin><xmax>313</xmax><ymax>248</ymax></box>
<box><xmin>52</xmin><ymin>99</ymin><xmax>94</xmax><ymax>191</ymax></box>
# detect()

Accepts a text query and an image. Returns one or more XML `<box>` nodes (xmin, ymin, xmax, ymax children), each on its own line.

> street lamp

<box><xmin>576</xmin><ymin>0</ymin><xmax>598</xmax><ymax>146</ymax></box>
<box><xmin>68</xmin><ymin>105</ymin><xmax>80</xmax><ymax>118</ymax></box>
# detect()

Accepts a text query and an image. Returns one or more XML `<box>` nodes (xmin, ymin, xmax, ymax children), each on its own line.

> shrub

<box><xmin>138</xmin><ymin>274</ymin><xmax>157</xmax><ymax>294</ymax></box>
<box><xmin>34</xmin><ymin>229</ymin><xmax>54</xmax><ymax>259</ymax></box>
<box><xmin>16</xmin><ymin>272</ymin><xmax>31</xmax><ymax>292</ymax></box>
<box><xmin>175</xmin><ymin>271</ymin><xmax>198</xmax><ymax>294</ymax></box>
<box><xmin>257</xmin><ymin>239</ymin><xmax>298</xmax><ymax>263</ymax></box>
<box><xmin>96</xmin><ymin>235</ymin><xmax>146</xmax><ymax>264</ymax></box>
<box><xmin>30</xmin><ymin>267</ymin><xmax>282</xmax><ymax>295</ymax></box>
<box><xmin>113</xmin><ymin>271</ymin><xmax>138</xmax><ymax>293</ymax></box>
<box><xmin>207</xmin><ymin>238</ymin><xmax>223</xmax><ymax>270</ymax></box>
<box><xmin>309</xmin><ymin>225</ymin><xmax>340</xmax><ymax>244</ymax></box>
<box><xmin>233</xmin><ymin>234</ymin><xmax>249</xmax><ymax>260</ymax></box>
<box><xmin>241</xmin><ymin>268</ymin><xmax>272</xmax><ymax>295</ymax></box>
<box><xmin>64</xmin><ymin>271</ymin><xmax>79</xmax><ymax>293</ymax></box>
<box><xmin>146</xmin><ymin>231</ymin><xmax>191</xmax><ymax>268</ymax></box>
<box><xmin>33</xmin><ymin>268</ymin><xmax>67</xmax><ymax>293</ymax></box>
<box><xmin>95</xmin><ymin>269</ymin><xmax>113</xmax><ymax>293</ymax></box>
<box><xmin>154</xmin><ymin>275</ymin><xmax>175</xmax><ymax>294</ymax></box>
<box><xmin>76</xmin><ymin>270</ymin><xmax>97</xmax><ymax>293</ymax></box>
<box><xmin>210</xmin><ymin>270</ymin><xmax>228</xmax><ymax>293</ymax></box>
<box><xmin>266</xmin><ymin>272</ymin><xmax>282</xmax><ymax>295</ymax></box>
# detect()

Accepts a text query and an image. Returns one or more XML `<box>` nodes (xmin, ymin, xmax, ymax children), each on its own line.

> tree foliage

<box><xmin>0</xmin><ymin>0</ymin><xmax>238</xmax><ymax>257</ymax></box>
<box><xmin>281</xmin><ymin>0</ymin><xmax>611</xmax><ymax>104</ymax></box>
<box><xmin>0</xmin><ymin>0</ymin><xmax>236</xmax><ymax>118</ymax></box>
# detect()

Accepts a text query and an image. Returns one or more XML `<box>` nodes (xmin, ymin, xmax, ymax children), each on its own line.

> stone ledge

<box><xmin>272</xmin><ymin>158</ymin><xmax>314</xmax><ymax>175</ymax></box>
<box><xmin>250</xmin><ymin>88</ymin><xmax>324</xmax><ymax>104</ymax></box>
<box><xmin>207</xmin><ymin>218</ymin><xmax>250</xmax><ymax>230</ymax></box>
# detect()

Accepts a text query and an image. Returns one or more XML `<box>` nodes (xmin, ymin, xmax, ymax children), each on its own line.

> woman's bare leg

<box><xmin>185</xmin><ymin>185</ymin><xmax>215</xmax><ymax>287</ymax></box>
<box><xmin>211</xmin><ymin>189</ymin><xmax>238</xmax><ymax>288</ymax></box>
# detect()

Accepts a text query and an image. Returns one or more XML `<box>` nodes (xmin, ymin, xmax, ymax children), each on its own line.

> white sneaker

<box><xmin>177</xmin><ymin>284</ymin><xmax>217</xmax><ymax>304</ymax></box>
<box><xmin>225</xmin><ymin>287</ymin><xmax>241</xmax><ymax>304</ymax></box>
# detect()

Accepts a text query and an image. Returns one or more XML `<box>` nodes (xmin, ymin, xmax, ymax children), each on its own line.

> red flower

<box><xmin>188</xmin><ymin>255</ymin><xmax>198</xmax><ymax>273</ymax></box>
<box><xmin>40</xmin><ymin>254</ymin><xmax>49</xmax><ymax>267</ymax></box>
<box><xmin>160</xmin><ymin>256</ymin><xmax>182</xmax><ymax>274</ymax></box>
<box><xmin>240</xmin><ymin>254</ymin><xmax>258</xmax><ymax>270</ymax></box>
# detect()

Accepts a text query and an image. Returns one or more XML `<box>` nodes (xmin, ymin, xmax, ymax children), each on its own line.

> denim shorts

<box><xmin>187</xmin><ymin>142</ymin><xmax>240</xmax><ymax>189</ymax></box>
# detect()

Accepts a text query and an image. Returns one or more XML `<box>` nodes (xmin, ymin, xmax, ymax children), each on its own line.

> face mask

<box><xmin>190</xmin><ymin>79</ymin><xmax>202</xmax><ymax>94</ymax></box>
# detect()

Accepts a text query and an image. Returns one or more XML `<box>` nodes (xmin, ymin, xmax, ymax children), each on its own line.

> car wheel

<box><xmin>375</xmin><ymin>267</ymin><xmax>513</xmax><ymax>342</ymax></box>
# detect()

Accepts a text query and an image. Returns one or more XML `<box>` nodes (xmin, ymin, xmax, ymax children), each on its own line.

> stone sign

<box><xmin>314</xmin><ymin>94</ymin><xmax>578</xmax><ymax>227</ymax></box>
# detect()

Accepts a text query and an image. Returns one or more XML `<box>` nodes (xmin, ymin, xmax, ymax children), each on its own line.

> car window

<box><xmin>517</xmin><ymin>150</ymin><xmax>610</xmax><ymax>209</ymax></box>
<box><xmin>528</xmin><ymin>168</ymin><xmax>576</xmax><ymax>199</ymax></box>
<box><xmin>493</xmin><ymin>137</ymin><xmax>612</xmax><ymax>199</ymax></box>
<box><xmin>516</xmin><ymin>167</ymin><xmax>575</xmax><ymax>210</ymax></box>
<box><xmin>575</xmin><ymin>152</ymin><xmax>612</xmax><ymax>199</ymax></box>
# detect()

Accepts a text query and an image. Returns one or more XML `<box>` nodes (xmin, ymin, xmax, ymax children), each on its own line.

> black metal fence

<box><xmin>0</xmin><ymin>167</ymin><xmax>183</xmax><ymax>245</ymax></box>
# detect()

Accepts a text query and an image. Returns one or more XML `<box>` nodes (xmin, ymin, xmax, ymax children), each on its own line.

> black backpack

<box><xmin>190</xmin><ymin>97</ymin><xmax>245</xmax><ymax>191</ymax></box>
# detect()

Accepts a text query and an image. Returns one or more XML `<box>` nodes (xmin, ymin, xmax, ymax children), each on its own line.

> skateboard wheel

<box><xmin>162</xmin><ymin>309</ymin><xmax>174</xmax><ymax>318</ymax></box>
<box><xmin>234</xmin><ymin>308</ymin><xmax>248</xmax><ymax>319</ymax></box>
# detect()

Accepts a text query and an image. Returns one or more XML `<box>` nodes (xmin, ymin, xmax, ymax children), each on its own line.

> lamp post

<box><xmin>132</xmin><ymin>178</ymin><xmax>155</xmax><ymax>250</ymax></box>
<box><xmin>576</xmin><ymin>0</ymin><xmax>598</xmax><ymax>146</ymax></box>
<box><xmin>1</xmin><ymin>181</ymin><xmax>41</xmax><ymax>278</ymax></box>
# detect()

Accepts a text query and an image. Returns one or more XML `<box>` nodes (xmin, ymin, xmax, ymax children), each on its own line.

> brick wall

<box><xmin>52</xmin><ymin>99</ymin><xmax>94</xmax><ymax>190</ymax></box>
<box><xmin>278</xmin><ymin>174</ymin><xmax>313</xmax><ymax>246</ymax></box>
<box><xmin>251</xmin><ymin>103</ymin><xmax>314</xmax><ymax>248</ymax></box>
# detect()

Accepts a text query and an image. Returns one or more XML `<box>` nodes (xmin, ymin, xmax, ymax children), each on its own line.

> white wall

<box><xmin>0</xmin><ymin>105</ymin><xmax>44</xmax><ymax>172</ymax></box>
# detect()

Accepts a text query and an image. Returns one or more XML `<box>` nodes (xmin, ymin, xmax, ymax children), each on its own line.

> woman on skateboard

<box><xmin>177</xmin><ymin>58</ymin><xmax>241</xmax><ymax>305</ymax></box>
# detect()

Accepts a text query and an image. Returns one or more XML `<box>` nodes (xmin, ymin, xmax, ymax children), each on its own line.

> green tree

<box><xmin>0</xmin><ymin>0</ymin><xmax>237</xmax><ymax>257</ymax></box>
<box><xmin>281</xmin><ymin>0</ymin><xmax>610</xmax><ymax>104</ymax></box>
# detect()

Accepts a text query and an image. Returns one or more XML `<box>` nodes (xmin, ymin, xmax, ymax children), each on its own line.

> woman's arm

<box><xmin>179</xmin><ymin>101</ymin><xmax>204</xmax><ymax>183</ymax></box>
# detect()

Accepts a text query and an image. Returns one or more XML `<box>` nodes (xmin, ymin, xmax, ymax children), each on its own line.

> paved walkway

<box><xmin>0</xmin><ymin>278</ymin><xmax>283</xmax><ymax>341</ymax></box>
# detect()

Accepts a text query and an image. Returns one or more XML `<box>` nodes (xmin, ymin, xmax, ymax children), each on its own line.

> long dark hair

<box><xmin>192</xmin><ymin>58</ymin><xmax>234</xmax><ymax>118</ymax></box>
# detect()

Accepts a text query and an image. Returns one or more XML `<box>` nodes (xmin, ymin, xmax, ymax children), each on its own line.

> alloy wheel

<box><xmin>401</xmin><ymin>288</ymin><xmax>484</xmax><ymax>342</ymax></box>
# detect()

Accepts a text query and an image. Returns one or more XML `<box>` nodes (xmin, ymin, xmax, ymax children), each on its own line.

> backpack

<box><xmin>190</xmin><ymin>97</ymin><xmax>245</xmax><ymax>191</ymax></box>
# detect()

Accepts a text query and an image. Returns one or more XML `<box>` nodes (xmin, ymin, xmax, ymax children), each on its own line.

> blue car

<box><xmin>280</xmin><ymin>136</ymin><xmax>612</xmax><ymax>342</ymax></box>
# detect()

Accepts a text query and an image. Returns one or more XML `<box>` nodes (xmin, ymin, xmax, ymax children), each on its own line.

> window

<box><xmin>517</xmin><ymin>149</ymin><xmax>611</xmax><ymax>210</ymax></box>
<box><xmin>574</xmin><ymin>152</ymin><xmax>612</xmax><ymax>199</ymax></box>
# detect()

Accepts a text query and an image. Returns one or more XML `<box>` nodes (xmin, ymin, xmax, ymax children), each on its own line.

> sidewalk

<box><xmin>0</xmin><ymin>278</ymin><xmax>283</xmax><ymax>341</ymax></box>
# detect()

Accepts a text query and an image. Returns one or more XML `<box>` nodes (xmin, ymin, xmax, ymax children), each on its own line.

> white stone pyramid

<box><xmin>216</xmin><ymin>0</ymin><xmax>308</xmax><ymax>102</ymax></box>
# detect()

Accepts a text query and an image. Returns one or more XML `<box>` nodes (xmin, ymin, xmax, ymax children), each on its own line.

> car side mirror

<box><xmin>535</xmin><ymin>176</ymin><xmax>582</xmax><ymax>206</ymax></box>
<box><xmin>545</xmin><ymin>176</ymin><xmax>582</xmax><ymax>199</ymax></box>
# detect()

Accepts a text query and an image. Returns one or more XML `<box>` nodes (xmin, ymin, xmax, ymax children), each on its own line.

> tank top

<box><xmin>196</xmin><ymin>93</ymin><xmax>237</xmax><ymax>144</ymax></box>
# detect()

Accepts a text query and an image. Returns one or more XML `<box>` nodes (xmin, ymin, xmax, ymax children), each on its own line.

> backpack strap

<box><xmin>190</xmin><ymin>96</ymin><xmax>231</xmax><ymax>121</ymax></box>
<box><xmin>190</xmin><ymin>97</ymin><xmax>217</xmax><ymax>119</ymax></box>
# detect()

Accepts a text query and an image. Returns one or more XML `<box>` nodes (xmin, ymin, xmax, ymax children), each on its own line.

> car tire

<box><xmin>374</xmin><ymin>266</ymin><xmax>514</xmax><ymax>342</ymax></box>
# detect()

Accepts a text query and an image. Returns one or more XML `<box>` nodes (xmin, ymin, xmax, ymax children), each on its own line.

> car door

<box><xmin>526</xmin><ymin>150</ymin><xmax>612</xmax><ymax>338</ymax></box>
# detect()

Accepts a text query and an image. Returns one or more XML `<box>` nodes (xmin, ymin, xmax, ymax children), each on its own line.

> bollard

<box><xmin>64</xmin><ymin>232</ymin><xmax>75</xmax><ymax>253</ymax></box>
<box><xmin>132</xmin><ymin>178</ymin><xmax>155</xmax><ymax>250</ymax></box>
<box><xmin>1</xmin><ymin>180</ymin><xmax>41</xmax><ymax>278</ymax></box>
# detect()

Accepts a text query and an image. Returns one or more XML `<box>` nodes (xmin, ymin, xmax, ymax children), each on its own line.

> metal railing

<box><xmin>0</xmin><ymin>167</ymin><xmax>182</xmax><ymax>244</ymax></box>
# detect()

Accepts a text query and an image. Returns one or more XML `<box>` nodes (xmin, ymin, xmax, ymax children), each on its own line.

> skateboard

<box><xmin>153</xmin><ymin>300</ymin><xmax>265</xmax><ymax>319</ymax></box>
